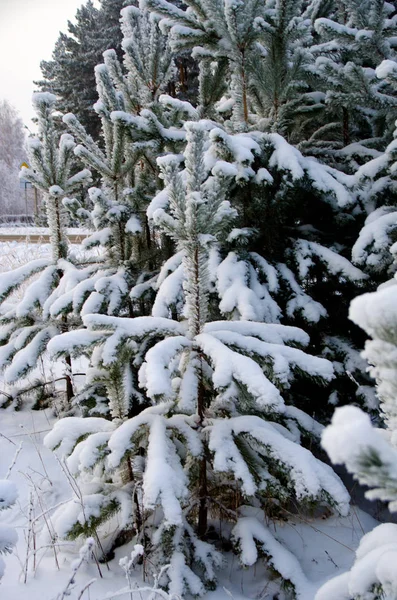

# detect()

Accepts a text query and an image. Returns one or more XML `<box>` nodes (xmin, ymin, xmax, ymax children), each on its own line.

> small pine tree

<box><xmin>44</xmin><ymin>123</ymin><xmax>350</xmax><ymax>597</ymax></box>
<box><xmin>0</xmin><ymin>92</ymin><xmax>91</xmax><ymax>404</ymax></box>
<box><xmin>48</xmin><ymin>4</ymin><xmax>190</xmax><ymax>416</ymax></box>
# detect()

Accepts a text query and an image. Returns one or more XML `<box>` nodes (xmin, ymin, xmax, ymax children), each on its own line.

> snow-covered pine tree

<box><xmin>0</xmin><ymin>92</ymin><xmax>91</xmax><ymax>406</ymax></box>
<box><xmin>316</xmin><ymin>258</ymin><xmax>397</xmax><ymax>600</ymax></box>
<box><xmin>200</xmin><ymin>123</ymin><xmax>376</xmax><ymax>412</ymax></box>
<box><xmin>48</xmin><ymin>3</ymin><xmax>198</xmax><ymax>418</ymax></box>
<box><xmin>351</xmin><ymin>119</ymin><xmax>397</xmax><ymax>283</ymax></box>
<box><xmin>142</xmin><ymin>0</ymin><xmax>377</xmax><ymax>412</ymax></box>
<box><xmin>44</xmin><ymin>123</ymin><xmax>350</xmax><ymax>598</ymax></box>
<box><xmin>306</xmin><ymin>0</ymin><xmax>397</xmax><ymax>164</ymax></box>
<box><xmin>9</xmin><ymin>0</ymin><xmax>391</xmax><ymax>594</ymax></box>
<box><xmin>145</xmin><ymin>0</ymin><xmax>325</xmax><ymax>137</ymax></box>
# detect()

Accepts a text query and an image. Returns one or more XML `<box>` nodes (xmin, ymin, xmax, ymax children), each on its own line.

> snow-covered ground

<box><xmin>0</xmin><ymin>227</ymin><xmax>89</xmax><ymax>235</ymax></box>
<box><xmin>0</xmin><ymin>403</ymin><xmax>379</xmax><ymax>600</ymax></box>
<box><xmin>0</xmin><ymin>239</ymin><xmax>51</xmax><ymax>274</ymax></box>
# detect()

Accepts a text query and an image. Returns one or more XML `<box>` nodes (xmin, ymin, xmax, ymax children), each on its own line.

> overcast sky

<box><xmin>0</xmin><ymin>0</ymin><xmax>99</xmax><ymax>129</ymax></box>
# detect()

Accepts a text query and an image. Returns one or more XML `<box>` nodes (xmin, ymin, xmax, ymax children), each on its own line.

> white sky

<box><xmin>0</xmin><ymin>0</ymin><xmax>99</xmax><ymax>130</ymax></box>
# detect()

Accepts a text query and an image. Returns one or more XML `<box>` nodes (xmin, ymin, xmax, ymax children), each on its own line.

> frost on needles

<box><xmin>0</xmin><ymin>92</ymin><xmax>91</xmax><ymax>406</ymax></box>
<box><xmin>2</xmin><ymin>0</ymin><xmax>397</xmax><ymax>598</ymax></box>
<box><xmin>317</xmin><ymin>262</ymin><xmax>397</xmax><ymax>599</ymax></box>
<box><xmin>44</xmin><ymin>124</ymin><xmax>350</xmax><ymax>597</ymax></box>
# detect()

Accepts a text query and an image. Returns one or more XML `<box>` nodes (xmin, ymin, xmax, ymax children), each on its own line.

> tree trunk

<box><xmin>64</xmin><ymin>353</ymin><xmax>74</xmax><ymax>404</ymax></box>
<box><xmin>61</xmin><ymin>314</ymin><xmax>74</xmax><ymax>405</ymax></box>
<box><xmin>197</xmin><ymin>372</ymin><xmax>208</xmax><ymax>539</ymax></box>
<box><xmin>241</xmin><ymin>50</ymin><xmax>249</xmax><ymax>126</ymax></box>
<box><xmin>342</xmin><ymin>107</ymin><xmax>350</xmax><ymax>146</ymax></box>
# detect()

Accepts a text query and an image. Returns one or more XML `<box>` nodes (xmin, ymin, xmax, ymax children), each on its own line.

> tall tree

<box><xmin>36</xmin><ymin>0</ymin><xmax>126</xmax><ymax>139</ymax></box>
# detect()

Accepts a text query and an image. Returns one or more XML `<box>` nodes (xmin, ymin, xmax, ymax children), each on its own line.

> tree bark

<box><xmin>64</xmin><ymin>353</ymin><xmax>74</xmax><ymax>405</ymax></box>
<box><xmin>342</xmin><ymin>107</ymin><xmax>350</xmax><ymax>146</ymax></box>
<box><xmin>197</xmin><ymin>373</ymin><xmax>208</xmax><ymax>539</ymax></box>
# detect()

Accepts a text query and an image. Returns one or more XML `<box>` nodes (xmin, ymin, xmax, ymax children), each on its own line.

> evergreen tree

<box><xmin>36</xmin><ymin>0</ymin><xmax>198</xmax><ymax>140</ymax></box>
<box><xmin>36</xmin><ymin>0</ymin><xmax>127</xmax><ymax>139</ymax></box>
<box><xmin>44</xmin><ymin>125</ymin><xmax>349</xmax><ymax>596</ymax></box>
<box><xmin>47</xmin><ymin>3</ymin><xmax>188</xmax><ymax>416</ymax></box>
<box><xmin>317</xmin><ymin>258</ymin><xmax>397</xmax><ymax>600</ymax></box>
<box><xmin>351</xmin><ymin>121</ymin><xmax>397</xmax><ymax>283</ymax></box>
<box><xmin>0</xmin><ymin>93</ymin><xmax>91</xmax><ymax>405</ymax></box>
<box><xmin>306</xmin><ymin>0</ymin><xmax>397</xmax><ymax>163</ymax></box>
<box><xmin>3</xmin><ymin>0</ymin><xmax>396</xmax><ymax>596</ymax></box>
<box><xmin>145</xmin><ymin>0</ymin><xmax>323</xmax><ymax>136</ymax></box>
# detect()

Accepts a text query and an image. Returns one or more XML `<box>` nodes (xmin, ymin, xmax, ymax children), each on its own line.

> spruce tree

<box><xmin>36</xmin><ymin>0</ymin><xmax>127</xmax><ymax>139</ymax></box>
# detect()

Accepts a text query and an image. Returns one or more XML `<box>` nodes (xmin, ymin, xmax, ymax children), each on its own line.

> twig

<box><xmin>19</xmin><ymin>423</ymin><xmax>51</xmax><ymax>482</ymax></box>
<box><xmin>23</xmin><ymin>491</ymin><xmax>34</xmax><ymax>583</ymax></box>
<box><xmin>54</xmin><ymin>538</ymin><xmax>95</xmax><ymax>600</ymax></box>
<box><xmin>23</xmin><ymin>472</ymin><xmax>60</xmax><ymax>571</ymax></box>
<box><xmin>5</xmin><ymin>442</ymin><xmax>23</xmax><ymax>478</ymax></box>
<box><xmin>77</xmin><ymin>578</ymin><xmax>96</xmax><ymax>600</ymax></box>
<box><xmin>0</xmin><ymin>431</ymin><xmax>16</xmax><ymax>445</ymax></box>
<box><xmin>280</xmin><ymin>507</ymin><xmax>354</xmax><ymax>553</ymax></box>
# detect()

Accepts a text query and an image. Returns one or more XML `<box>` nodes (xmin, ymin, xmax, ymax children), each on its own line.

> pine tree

<box><xmin>44</xmin><ymin>125</ymin><xmax>349</xmax><ymax>596</ymax></box>
<box><xmin>351</xmin><ymin>121</ymin><xmax>397</xmax><ymax>283</ymax></box>
<box><xmin>306</xmin><ymin>0</ymin><xmax>397</xmax><ymax>163</ymax></box>
<box><xmin>145</xmin><ymin>0</ymin><xmax>325</xmax><ymax>137</ymax></box>
<box><xmin>45</xmin><ymin>3</ymin><xmax>190</xmax><ymax>417</ymax></box>
<box><xmin>0</xmin><ymin>93</ymin><xmax>91</xmax><ymax>405</ymax></box>
<box><xmin>36</xmin><ymin>0</ymin><xmax>198</xmax><ymax>140</ymax></box>
<box><xmin>3</xmin><ymin>0</ymin><xmax>395</xmax><ymax>596</ymax></box>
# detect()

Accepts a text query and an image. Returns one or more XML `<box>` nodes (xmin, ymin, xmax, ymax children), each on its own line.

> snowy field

<box><xmin>0</xmin><ymin>239</ymin><xmax>51</xmax><ymax>275</ymax></box>
<box><xmin>0</xmin><ymin>240</ymin><xmax>380</xmax><ymax>599</ymax></box>
<box><xmin>0</xmin><ymin>227</ymin><xmax>89</xmax><ymax>235</ymax></box>
<box><xmin>0</xmin><ymin>405</ymin><xmax>379</xmax><ymax>600</ymax></box>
